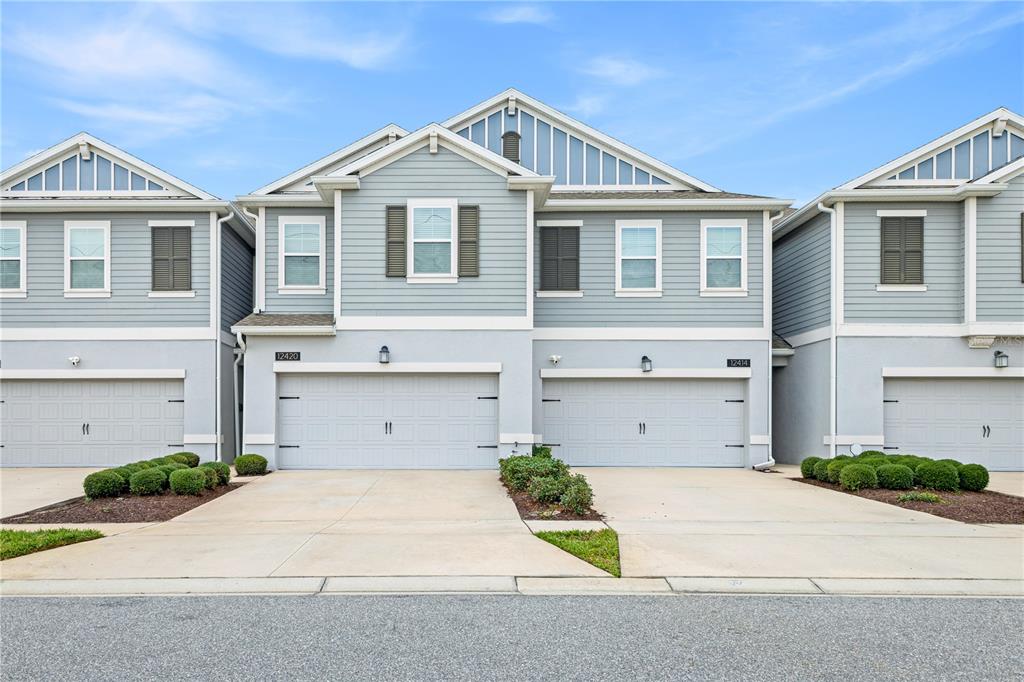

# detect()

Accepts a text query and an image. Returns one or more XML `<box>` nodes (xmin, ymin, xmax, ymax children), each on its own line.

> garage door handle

<box><xmin>476</xmin><ymin>445</ymin><xmax>498</xmax><ymax>449</ymax></box>
<box><xmin>725</xmin><ymin>444</ymin><xmax>744</xmax><ymax>448</ymax></box>
<box><xmin>82</xmin><ymin>423</ymin><xmax>86</xmax><ymax>435</ymax></box>
<box><xmin>279</xmin><ymin>445</ymin><xmax>300</xmax><ymax>449</ymax></box>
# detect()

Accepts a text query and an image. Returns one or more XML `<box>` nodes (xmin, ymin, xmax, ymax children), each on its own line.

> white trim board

<box><xmin>273</xmin><ymin>361</ymin><xmax>502</xmax><ymax>374</ymax></box>
<box><xmin>229</xmin><ymin>326</ymin><xmax>336</xmax><ymax>337</ymax></box>
<box><xmin>335</xmin><ymin>316</ymin><xmax>532</xmax><ymax>331</ymax></box>
<box><xmin>500</xmin><ymin>433</ymin><xmax>542</xmax><ymax>444</ymax></box>
<box><xmin>823</xmin><ymin>435</ymin><xmax>885</xmax><ymax>446</ymax></box>
<box><xmin>245</xmin><ymin>433</ymin><xmax>275</xmax><ymax>445</ymax></box>
<box><xmin>0</xmin><ymin>327</ymin><xmax>217</xmax><ymax>341</ymax></box>
<box><xmin>782</xmin><ymin>326</ymin><xmax>832</xmax><ymax>348</ymax></box>
<box><xmin>183</xmin><ymin>434</ymin><xmax>221</xmax><ymax>444</ymax></box>
<box><xmin>838</xmin><ymin>322</ymin><xmax>1024</xmax><ymax>337</ymax></box>
<box><xmin>539</xmin><ymin>368</ymin><xmax>752</xmax><ymax>379</ymax></box>
<box><xmin>882</xmin><ymin>367</ymin><xmax>1024</xmax><ymax>379</ymax></box>
<box><xmin>532</xmin><ymin>327</ymin><xmax>770</xmax><ymax>341</ymax></box>
<box><xmin>750</xmin><ymin>435</ymin><xmax>771</xmax><ymax>446</ymax></box>
<box><xmin>0</xmin><ymin>369</ymin><xmax>186</xmax><ymax>380</ymax></box>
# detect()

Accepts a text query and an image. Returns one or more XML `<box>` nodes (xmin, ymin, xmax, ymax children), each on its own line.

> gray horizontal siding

<box><xmin>264</xmin><ymin>208</ymin><xmax>333</xmax><ymax>314</ymax></box>
<box><xmin>221</xmin><ymin>224</ymin><xmax>254</xmax><ymax>331</ymax></box>
<box><xmin>844</xmin><ymin>202</ymin><xmax>963</xmax><ymax>323</ymax></box>
<box><xmin>340</xmin><ymin>147</ymin><xmax>527</xmax><ymax>316</ymax></box>
<box><xmin>976</xmin><ymin>172</ymin><xmax>1024</xmax><ymax>321</ymax></box>
<box><xmin>533</xmin><ymin>211</ymin><xmax>764</xmax><ymax>327</ymax></box>
<box><xmin>1</xmin><ymin>211</ymin><xmax>210</xmax><ymax>327</ymax></box>
<box><xmin>773</xmin><ymin>211</ymin><xmax>831</xmax><ymax>338</ymax></box>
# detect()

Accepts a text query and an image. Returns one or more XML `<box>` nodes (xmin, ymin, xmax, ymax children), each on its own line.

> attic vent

<box><xmin>502</xmin><ymin>131</ymin><xmax>521</xmax><ymax>163</ymax></box>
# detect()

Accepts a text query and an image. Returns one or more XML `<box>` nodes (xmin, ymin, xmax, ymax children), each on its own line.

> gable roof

<box><xmin>1</xmin><ymin>132</ymin><xmax>217</xmax><ymax>200</ymax></box>
<box><xmin>442</xmin><ymin>88</ymin><xmax>720</xmax><ymax>193</ymax></box>
<box><xmin>250</xmin><ymin>124</ymin><xmax>409</xmax><ymax>195</ymax></box>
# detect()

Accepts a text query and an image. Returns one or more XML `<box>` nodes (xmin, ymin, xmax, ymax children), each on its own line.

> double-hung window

<box><xmin>615</xmin><ymin>219</ymin><xmax>661</xmax><ymax>297</ymax></box>
<box><xmin>700</xmin><ymin>219</ymin><xmax>747</xmax><ymax>296</ymax></box>
<box><xmin>65</xmin><ymin>221</ymin><xmax>110</xmax><ymax>297</ymax></box>
<box><xmin>0</xmin><ymin>221</ymin><xmax>26</xmax><ymax>297</ymax></box>
<box><xmin>278</xmin><ymin>216</ymin><xmax>326</xmax><ymax>294</ymax></box>
<box><xmin>408</xmin><ymin>198</ymin><xmax>458</xmax><ymax>283</ymax></box>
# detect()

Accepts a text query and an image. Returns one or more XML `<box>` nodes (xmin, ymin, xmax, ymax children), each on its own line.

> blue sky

<box><xmin>2</xmin><ymin>1</ymin><xmax>1022</xmax><ymax>204</ymax></box>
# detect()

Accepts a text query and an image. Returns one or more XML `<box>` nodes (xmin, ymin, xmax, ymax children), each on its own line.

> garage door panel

<box><xmin>884</xmin><ymin>378</ymin><xmax>1024</xmax><ymax>471</ymax></box>
<box><xmin>543</xmin><ymin>379</ymin><xmax>747</xmax><ymax>467</ymax></box>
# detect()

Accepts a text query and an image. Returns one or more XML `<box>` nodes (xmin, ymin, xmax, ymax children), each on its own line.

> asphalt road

<box><xmin>1</xmin><ymin>594</ymin><xmax>1021</xmax><ymax>681</ymax></box>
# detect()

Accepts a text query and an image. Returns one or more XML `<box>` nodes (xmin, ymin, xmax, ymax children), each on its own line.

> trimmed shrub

<box><xmin>917</xmin><ymin>461</ymin><xmax>959</xmax><ymax>491</ymax></box>
<box><xmin>958</xmin><ymin>464</ymin><xmax>989</xmax><ymax>492</ymax></box>
<box><xmin>935</xmin><ymin>458</ymin><xmax>963</xmax><ymax>470</ymax></box>
<box><xmin>857</xmin><ymin>450</ymin><xmax>886</xmax><ymax>458</ymax></box>
<box><xmin>800</xmin><ymin>457</ymin><xmax>822</xmax><ymax>479</ymax></box>
<box><xmin>200</xmin><ymin>466</ymin><xmax>218</xmax><ymax>489</ymax></box>
<box><xmin>860</xmin><ymin>457</ymin><xmax>890</xmax><ymax>469</ymax></box>
<box><xmin>83</xmin><ymin>470</ymin><xmax>124</xmax><ymax>499</ymax></box>
<box><xmin>133</xmin><ymin>460</ymin><xmax>156</xmax><ymax>469</ymax></box>
<box><xmin>169</xmin><ymin>468</ymin><xmax>206</xmax><ymax>496</ymax></box>
<box><xmin>171</xmin><ymin>451</ymin><xmax>200</xmax><ymax>468</ymax></box>
<box><xmin>528</xmin><ymin>475</ymin><xmax>570</xmax><ymax>504</ymax></box>
<box><xmin>898</xmin><ymin>491</ymin><xmax>944</xmax><ymax>504</ymax></box>
<box><xmin>501</xmin><ymin>455</ymin><xmax>568</xmax><ymax>491</ymax></box>
<box><xmin>531</xmin><ymin>444</ymin><xmax>552</xmax><ymax>458</ymax></box>
<box><xmin>109</xmin><ymin>467</ymin><xmax>133</xmax><ymax>492</ymax></box>
<box><xmin>166</xmin><ymin>454</ymin><xmax>191</xmax><ymax>466</ymax></box>
<box><xmin>129</xmin><ymin>468</ymin><xmax>166</xmax><ymax>496</ymax></box>
<box><xmin>156</xmin><ymin>464</ymin><xmax>186</xmax><ymax>482</ymax></box>
<box><xmin>876</xmin><ymin>464</ymin><xmax>914</xmax><ymax>490</ymax></box>
<box><xmin>200</xmin><ymin>461</ymin><xmax>231</xmax><ymax>486</ymax></box>
<box><xmin>812</xmin><ymin>459</ymin><xmax>830</xmax><ymax>482</ymax></box>
<box><xmin>560</xmin><ymin>474</ymin><xmax>594</xmax><ymax>515</ymax></box>
<box><xmin>825</xmin><ymin>458</ymin><xmax>853</xmax><ymax>484</ymax></box>
<box><xmin>839</xmin><ymin>463</ymin><xmax>878</xmax><ymax>491</ymax></box>
<box><xmin>234</xmin><ymin>454</ymin><xmax>268</xmax><ymax>476</ymax></box>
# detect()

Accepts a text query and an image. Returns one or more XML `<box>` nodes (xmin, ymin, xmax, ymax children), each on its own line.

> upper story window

<box><xmin>539</xmin><ymin>221</ymin><xmax>581</xmax><ymax>294</ymax></box>
<box><xmin>615</xmin><ymin>219</ymin><xmax>661</xmax><ymax>297</ymax></box>
<box><xmin>278</xmin><ymin>216</ymin><xmax>326</xmax><ymax>294</ymax></box>
<box><xmin>700</xmin><ymin>219</ymin><xmax>747</xmax><ymax>297</ymax></box>
<box><xmin>408</xmin><ymin>198</ymin><xmax>458</xmax><ymax>283</ymax></box>
<box><xmin>65</xmin><ymin>221</ymin><xmax>110</xmax><ymax>297</ymax></box>
<box><xmin>878</xmin><ymin>212</ymin><xmax>925</xmax><ymax>289</ymax></box>
<box><xmin>0</xmin><ymin>221</ymin><xmax>26</xmax><ymax>297</ymax></box>
<box><xmin>150</xmin><ymin>221</ymin><xmax>193</xmax><ymax>295</ymax></box>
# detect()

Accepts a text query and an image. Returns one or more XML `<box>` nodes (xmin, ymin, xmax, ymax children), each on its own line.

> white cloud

<box><xmin>484</xmin><ymin>4</ymin><xmax>554</xmax><ymax>25</ymax></box>
<box><xmin>562</xmin><ymin>94</ymin><xmax>608</xmax><ymax>118</ymax></box>
<box><xmin>579</xmin><ymin>56</ymin><xmax>664</xmax><ymax>86</ymax></box>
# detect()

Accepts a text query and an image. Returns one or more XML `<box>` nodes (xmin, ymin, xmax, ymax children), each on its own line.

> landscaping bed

<box><xmin>797</xmin><ymin>478</ymin><xmax>1024</xmax><ymax>524</ymax></box>
<box><xmin>499</xmin><ymin>446</ymin><xmax>603</xmax><ymax>521</ymax></box>
<box><xmin>1</xmin><ymin>483</ymin><xmax>244</xmax><ymax>524</ymax></box>
<box><xmin>535</xmin><ymin>529</ymin><xmax>621</xmax><ymax>576</ymax></box>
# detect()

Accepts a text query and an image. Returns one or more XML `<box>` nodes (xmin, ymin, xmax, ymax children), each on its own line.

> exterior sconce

<box><xmin>379</xmin><ymin>346</ymin><xmax>390</xmax><ymax>364</ymax></box>
<box><xmin>640</xmin><ymin>355</ymin><xmax>653</xmax><ymax>373</ymax></box>
<box><xmin>994</xmin><ymin>350</ymin><xmax>1009</xmax><ymax>368</ymax></box>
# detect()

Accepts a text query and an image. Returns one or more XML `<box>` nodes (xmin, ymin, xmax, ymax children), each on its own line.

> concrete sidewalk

<box><xmin>0</xmin><ymin>468</ymin><xmax>100</xmax><ymax>518</ymax></box>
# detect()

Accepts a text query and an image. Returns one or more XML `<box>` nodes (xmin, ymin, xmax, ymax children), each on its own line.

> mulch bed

<box><xmin>0</xmin><ymin>483</ymin><xmax>245</xmax><ymax>524</ymax></box>
<box><xmin>796</xmin><ymin>478</ymin><xmax>1024</xmax><ymax>524</ymax></box>
<box><xmin>503</xmin><ymin>484</ymin><xmax>603</xmax><ymax>521</ymax></box>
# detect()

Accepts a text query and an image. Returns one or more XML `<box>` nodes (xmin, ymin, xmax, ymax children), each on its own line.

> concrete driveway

<box><xmin>581</xmin><ymin>467</ymin><xmax>1024</xmax><ymax>580</ymax></box>
<box><xmin>0</xmin><ymin>470</ymin><xmax>605</xmax><ymax>580</ymax></box>
<box><xmin>0</xmin><ymin>468</ymin><xmax>99</xmax><ymax>518</ymax></box>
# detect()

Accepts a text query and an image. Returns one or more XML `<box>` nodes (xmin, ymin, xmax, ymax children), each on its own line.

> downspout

<box><xmin>240</xmin><ymin>206</ymin><xmax>260</xmax><ymax>314</ymax></box>
<box><xmin>234</xmin><ymin>331</ymin><xmax>247</xmax><ymax>460</ymax></box>
<box><xmin>214</xmin><ymin>211</ymin><xmax>234</xmax><ymax>462</ymax></box>
<box><xmin>753</xmin><ymin>209</ymin><xmax>786</xmax><ymax>470</ymax></box>
<box><xmin>818</xmin><ymin>201</ymin><xmax>838</xmax><ymax>459</ymax></box>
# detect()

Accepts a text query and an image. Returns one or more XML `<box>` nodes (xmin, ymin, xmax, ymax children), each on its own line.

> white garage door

<box><xmin>276</xmin><ymin>373</ymin><xmax>499</xmax><ymax>469</ymax></box>
<box><xmin>542</xmin><ymin>379</ymin><xmax>747</xmax><ymax>467</ymax></box>
<box><xmin>883</xmin><ymin>378</ymin><xmax>1024</xmax><ymax>471</ymax></box>
<box><xmin>0</xmin><ymin>380</ymin><xmax>185</xmax><ymax>467</ymax></box>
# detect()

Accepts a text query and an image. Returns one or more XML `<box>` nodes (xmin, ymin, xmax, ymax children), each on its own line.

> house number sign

<box><xmin>275</xmin><ymin>352</ymin><xmax>301</xmax><ymax>361</ymax></box>
<box><xmin>727</xmin><ymin>358</ymin><xmax>751</xmax><ymax>368</ymax></box>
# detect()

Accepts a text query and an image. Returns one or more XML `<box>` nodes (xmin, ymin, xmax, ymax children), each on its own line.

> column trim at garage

<box><xmin>0</xmin><ymin>369</ymin><xmax>186</xmax><ymax>380</ymax></box>
<box><xmin>540</xmin><ymin>367</ymin><xmax>751</xmax><ymax>379</ymax></box>
<box><xmin>882</xmin><ymin>367</ymin><xmax>1024</xmax><ymax>378</ymax></box>
<box><xmin>273</xmin><ymin>362</ymin><xmax>502</xmax><ymax>374</ymax></box>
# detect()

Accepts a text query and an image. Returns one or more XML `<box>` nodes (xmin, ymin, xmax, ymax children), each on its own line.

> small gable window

<box><xmin>700</xmin><ymin>219</ymin><xmax>748</xmax><ymax>296</ymax></box>
<box><xmin>615</xmin><ymin>219</ymin><xmax>662</xmax><ymax>297</ymax></box>
<box><xmin>65</xmin><ymin>221</ymin><xmax>110</xmax><ymax>297</ymax></box>
<box><xmin>278</xmin><ymin>216</ymin><xmax>326</xmax><ymax>293</ymax></box>
<box><xmin>0</xmin><ymin>221</ymin><xmax>26</xmax><ymax>296</ymax></box>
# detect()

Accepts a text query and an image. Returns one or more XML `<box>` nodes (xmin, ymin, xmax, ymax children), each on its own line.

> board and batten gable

<box><xmin>221</xmin><ymin>223</ymin><xmax>254</xmax><ymax>331</ymax></box>
<box><xmin>976</xmin><ymin>172</ymin><xmax>1024</xmax><ymax>321</ymax></box>
<box><xmin>339</xmin><ymin>146</ymin><xmax>528</xmax><ymax>317</ymax></box>
<box><xmin>0</xmin><ymin>211</ymin><xmax>211</xmax><ymax>327</ymax></box>
<box><xmin>843</xmin><ymin>202</ymin><xmax>963</xmax><ymax>323</ymax></box>
<box><xmin>773</xmin><ymin>211</ymin><xmax>831</xmax><ymax>338</ymax></box>
<box><xmin>532</xmin><ymin>211</ymin><xmax>764</xmax><ymax>327</ymax></box>
<box><xmin>263</xmin><ymin>207</ymin><xmax>334</xmax><ymax>314</ymax></box>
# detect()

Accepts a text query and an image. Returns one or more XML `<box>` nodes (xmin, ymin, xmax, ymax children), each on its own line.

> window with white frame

<box><xmin>0</xmin><ymin>221</ymin><xmax>26</xmax><ymax>296</ymax></box>
<box><xmin>408</xmin><ymin>198</ymin><xmax>458</xmax><ymax>281</ymax></box>
<box><xmin>615</xmin><ymin>219</ymin><xmax>661</xmax><ymax>296</ymax></box>
<box><xmin>278</xmin><ymin>216</ymin><xmax>326</xmax><ymax>292</ymax></box>
<box><xmin>65</xmin><ymin>221</ymin><xmax>110</xmax><ymax>296</ymax></box>
<box><xmin>700</xmin><ymin>219</ymin><xmax>747</xmax><ymax>295</ymax></box>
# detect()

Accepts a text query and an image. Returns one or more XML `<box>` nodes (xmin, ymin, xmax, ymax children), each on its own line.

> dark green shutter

<box><xmin>880</xmin><ymin>217</ymin><xmax>923</xmax><ymax>285</ymax></box>
<box><xmin>458</xmin><ymin>205</ymin><xmax>480</xmax><ymax>277</ymax></box>
<box><xmin>152</xmin><ymin>225</ymin><xmax>191</xmax><ymax>291</ymax></box>
<box><xmin>385</xmin><ymin>206</ymin><xmax>406</xmax><ymax>277</ymax></box>
<box><xmin>540</xmin><ymin>226</ymin><xmax>579</xmax><ymax>291</ymax></box>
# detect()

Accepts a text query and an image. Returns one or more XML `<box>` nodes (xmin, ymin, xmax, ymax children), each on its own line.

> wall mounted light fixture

<box><xmin>379</xmin><ymin>346</ymin><xmax>390</xmax><ymax>364</ymax></box>
<box><xmin>640</xmin><ymin>355</ymin><xmax>653</xmax><ymax>373</ymax></box>
<box><xmin>994</xmin><ymin>350</ymin><xmax>1009</xmax><ymax>368</ymax></box>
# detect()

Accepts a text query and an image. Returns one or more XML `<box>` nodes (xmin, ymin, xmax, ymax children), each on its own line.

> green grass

<box><xmin>897</xmin><ymin>491</ymin><xmax>945</xmax><ymax>504</ymax></box>
<box><xmin>534</xmin><ymin>528</ymin><xmax>621</xmax><ymax>577</ymax></box>
<box><xmin>0</xmin><ymin>528</ymin><xmax>104</xmax><ymax>561</ymax></box>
